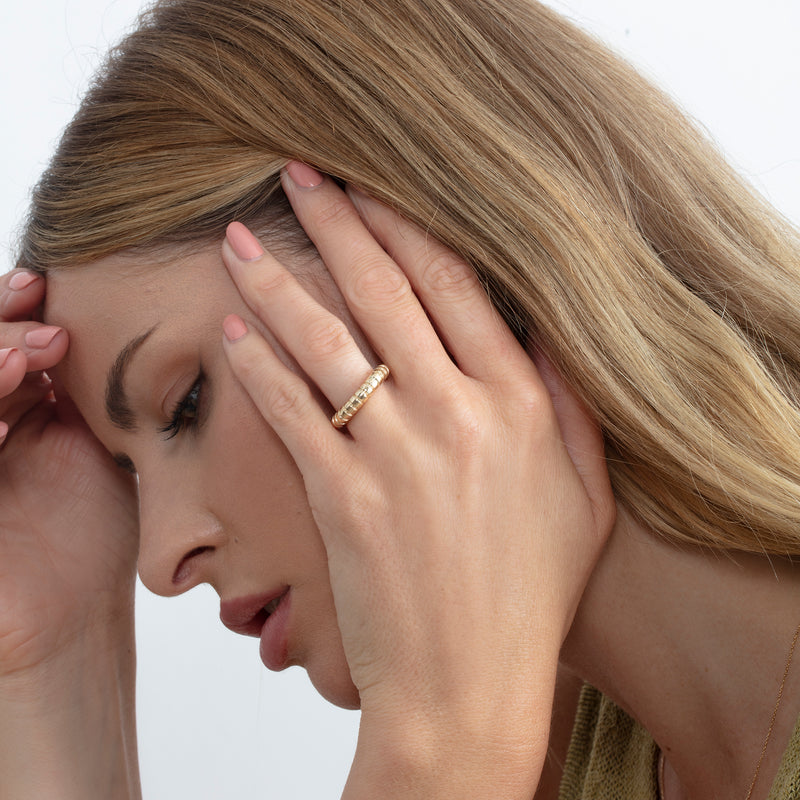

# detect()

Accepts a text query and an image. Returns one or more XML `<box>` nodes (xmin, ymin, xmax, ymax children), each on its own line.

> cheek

<box><xmin>210</xmin><ymin>385</ymin><xmax>306</xmax><ymax>524</ymax></box>
<box><xmin>204</xmin><ymin>376</ymin><xmax>329</xmax><ymax>572</ymax></box>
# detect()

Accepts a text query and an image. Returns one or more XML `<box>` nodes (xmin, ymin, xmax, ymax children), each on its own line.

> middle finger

<box><xmin>280</xmin><ymin>163</ymin><xmax>456</xmax><ymax>384</ymax></box>
<box><xmin>0</xmin><ymin>322</ymin><xmax>68</xmax><ymax>374</ymax></box>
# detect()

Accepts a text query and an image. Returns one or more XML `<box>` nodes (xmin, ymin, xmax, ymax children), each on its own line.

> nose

<box><xmin>136</xmin><ymin>471</ymin><xmax>225</xmax><ymax>597</ymax></box>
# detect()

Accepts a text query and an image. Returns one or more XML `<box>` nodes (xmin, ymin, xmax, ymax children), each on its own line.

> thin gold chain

<box><xmin>743</xmin><ymin>620</ymin><xmax>800</xmax><ymax>800</ymax></box>
<box><xmin>657</xmin><ymin>620</ymin><xmax>800</xmax><ymax>800</ymax></box>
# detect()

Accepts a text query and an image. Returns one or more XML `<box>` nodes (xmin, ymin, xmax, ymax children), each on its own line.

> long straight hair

<box><xmin>19</xmin><ymin>0</ymin><xmax>800</xmax><ymax>556</ymax></box>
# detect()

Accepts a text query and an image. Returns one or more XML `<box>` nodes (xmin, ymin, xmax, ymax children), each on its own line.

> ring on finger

<box><xmin>331</xmin><ymin>365</ymin><xmax>390</xmax><ymax>429</ymax></box>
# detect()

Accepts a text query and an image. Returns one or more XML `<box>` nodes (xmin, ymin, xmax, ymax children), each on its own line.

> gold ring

<box><xmin>331</xmin><ymin>365</ymin><xmax>390</xmax><ymax>429</ymax></box>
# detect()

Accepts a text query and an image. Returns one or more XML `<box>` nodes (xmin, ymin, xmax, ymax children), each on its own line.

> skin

<box><xmin>8</xmin><ymin>166</ymin><xmax>613</xmax><ymax>799</ymax></box>
<box><xmin>2</xmin><ymin>165</ymin><xmax>796</xmax><ymax>799</ymax></box>
<box><xmin>45</xmin><ymin>236</ymin><xmax>362</xmax><ymax>709</ymax></box>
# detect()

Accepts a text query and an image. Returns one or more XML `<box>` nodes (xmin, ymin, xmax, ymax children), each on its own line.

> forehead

<box><xmin>44</xmin><ymin>243</ymin><xmax>232</xmax><ymax>426</ymax></box>
<box><xmin>45</xmin><ymin>244</ymin><xmax>225</xmax><ymax>330</ymax></box>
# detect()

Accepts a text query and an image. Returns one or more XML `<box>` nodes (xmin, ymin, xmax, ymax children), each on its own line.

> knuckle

<box><xmin>428</xmin><ymin>378</ymin><xmax>486</xmax><ymax>447</ymax></box>
<box><xmin>229</xmin><ymin>348</ymin><xmax>263</xmax><ymax>385</ymax></box>
<box><xmin>420</xmin><ymin>251</ymin><xmax>477</xmax><ymax>298</ymax></box>
<box><xmin>300</xmin><ymin>317</ymin><xmax>351</xmax><ymax>358</ymax></box>
<box><xmin>314</xmin><ymin>196</ymin><xmax>356</xmax><ymax>230</ymax></box>
<box><xmin>348</xmin><ymin>260</ymin><xmax>408</xmax><ymax>309</ymax></box>
<box><xmin>515</xmin><ymin>382</ymin><xmax>550</xmax><ymax>422</ymax></box>
<box><xmin>447</xmin><ymin>403</ymin><xmax>483</xmax><ymax>444</ymax></box>
<box><xmin>249</xmin><ymin>267</ymin><xmax>294</xmax><ymax>298</ymax></box>
<box><xmin>265</xmin><ymin>379</ymin><xmax>311</xmax><ymax>424</ymax></box>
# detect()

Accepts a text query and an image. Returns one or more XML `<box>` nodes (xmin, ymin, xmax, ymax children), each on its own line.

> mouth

<box><xmin>219</xmin><ymin>587</ymin><xmax>290</xmax><ymax>638</ymax></box>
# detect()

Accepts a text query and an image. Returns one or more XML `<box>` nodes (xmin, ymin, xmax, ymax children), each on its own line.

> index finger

<box><xmin>0</xmin><ymin>270</ymin><xmax>45</xmax><ymax>322</ymax></box>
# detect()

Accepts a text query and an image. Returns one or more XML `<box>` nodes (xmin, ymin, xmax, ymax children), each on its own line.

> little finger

<box><xmin>0</xmin><ymin>376</ymin><xmax>53</xmax><ymax>439</ymax></box>
<box><xmin>348</xmin><ymin>189</ymin><xmax>531</xmax><ymax>383</ymax></box>
<box><xmin>534</xmin><ymin>353</ymin><xmax>615</xmax><ymax>535</ymax></box>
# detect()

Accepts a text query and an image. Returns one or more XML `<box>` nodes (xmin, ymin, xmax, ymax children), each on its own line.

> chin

<box><xmin>306</xmin><ymin>662</ymin><xmax>361</xmax><ymax>710</ymax></box>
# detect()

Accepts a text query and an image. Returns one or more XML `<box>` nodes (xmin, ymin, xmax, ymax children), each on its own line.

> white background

<box><xmin>2</xmin><ymin>2</ymin><xmax>798</xmax><ymax>797</ymax></box>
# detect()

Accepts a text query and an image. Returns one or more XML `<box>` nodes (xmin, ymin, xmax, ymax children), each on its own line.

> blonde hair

<box><xmin>19</xmin><ymin>0</ymin><xmax>800</xmax><ymax>556</ymax></box>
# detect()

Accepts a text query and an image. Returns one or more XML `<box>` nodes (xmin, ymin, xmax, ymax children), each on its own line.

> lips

<box><xmin>219</xmin><ymin>587</ymin><xmax>289</xmax><ymax>638</ymax></box>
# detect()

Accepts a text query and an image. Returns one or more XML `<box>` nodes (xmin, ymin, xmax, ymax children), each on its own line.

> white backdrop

<box><xmin>2</xmin><ymin>2</ymin><xmax>798</xmax><ymax>797</ymax></box>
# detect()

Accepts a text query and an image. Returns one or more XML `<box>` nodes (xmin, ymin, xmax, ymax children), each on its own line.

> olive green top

<box><xmin>558</xmin><ymin>685</ymin><xmax>800</xmax><ymax>799</ymax></box>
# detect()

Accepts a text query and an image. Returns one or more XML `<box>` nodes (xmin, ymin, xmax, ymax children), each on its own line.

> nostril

<box><xmin>172</xmin><ymin>545</ymin><xmax>214</xmax><ymax>586</ymax></box>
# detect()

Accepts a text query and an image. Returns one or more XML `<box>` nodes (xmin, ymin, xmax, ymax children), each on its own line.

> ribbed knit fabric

<box><xmin>771</xmin><ymin>710</ymin><xmax>800</xmax><ymax>799</ymax></box>
<box><xmin>558</xmin><ymin>684</ymin><xmax>800</xmax><ymax>799</ymax></box>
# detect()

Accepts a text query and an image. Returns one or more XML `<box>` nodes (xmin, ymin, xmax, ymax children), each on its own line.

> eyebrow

<box><xmin>105</xmin><ymin>326</ymin><xmax>158</xmax><ymax>430</ymax></box>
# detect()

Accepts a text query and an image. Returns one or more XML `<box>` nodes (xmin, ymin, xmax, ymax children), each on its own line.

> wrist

<box><xmin>346</xmin><ymin>645</ymin><xmax>561</xmax><ymax>800</ymax></box>
<box><xmin>346</xmin><ymin>713</ymin><xmax>549</xmax><ymax>800</ymax></box>
<box><xmin>0</xmin><ymin>611</ymin><xmax>140</xmax><ymax>799</ymax></box>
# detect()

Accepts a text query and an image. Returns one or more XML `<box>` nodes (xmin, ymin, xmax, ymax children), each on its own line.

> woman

<box><xmin>2</xmin><ymin>1</ymin><xmax>798</xmax><ymax>798</ymax></box>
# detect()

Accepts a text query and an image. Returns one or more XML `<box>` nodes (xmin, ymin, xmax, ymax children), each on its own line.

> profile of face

<box><xmin>44</xmin><ymin>236</ymin><xmax>362</xmax><ymax>710</ymax></box>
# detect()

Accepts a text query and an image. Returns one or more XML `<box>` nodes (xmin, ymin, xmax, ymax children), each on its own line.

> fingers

<box><xmin>1</xmin><ymin>271</ymin><xmax>45</xmax><ymax>322</ymax></box>
<box><xmin>534</xmin><ymin>353</ymin><xmax>616</xmax><ymax>534</ymax></box>
<box><xmin>0</xmin><ymin>348</ymin><xmax>53</xmax><ymax>446</ymax></box>
<box><xmin>221</xmin><ymin>314</ymin><xmax>347</xmax><ymax>477</ymax></box>
<box><xmin>347</xmin><ymin>188</ymin><xmax>531</xmax><ymax>382</ymax></box>
<box><xmin>280</xmin><ymin>164</ymin><xmax>456</xmax><ymax>384</ymax></box>
<box><xmin>0</xmin><ymin>373</ymin><xmax>53</xmax><ymax>435</ymax></box>
<box><xmin>0</xmin><ymin>348</ymin><xmax>28</xmax><ymax>399</ymax></box>
<box><xmin>222</xmin><ymin>224</ymin><xmax>373</xmax><ymax>410</ymax></box>
<box><xmin>0</xmin><ymin>271</ymin><xmax>67</xmax><ymax>373</ymax></box>
<box><xmin>0</xmin><ymin>322</ymin><xmax>67</xmax><ymax>374</ymax></box>
<box><xmin>0</xmin><ymin>271</ymin><xmax>69</xmax><ymax>446</ymax></box>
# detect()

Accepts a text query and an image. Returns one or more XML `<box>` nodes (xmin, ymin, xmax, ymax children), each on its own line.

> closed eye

<box><xmin>160</xmin><ymin>374</ymin><xmax>205</xmax><ymax>440</ymax></box>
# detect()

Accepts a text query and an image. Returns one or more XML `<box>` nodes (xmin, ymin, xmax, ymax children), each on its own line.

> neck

<box><xmin>562</xmin><ymin>509</ymin><xmax>800</xmax><ymax>800</ymax></box>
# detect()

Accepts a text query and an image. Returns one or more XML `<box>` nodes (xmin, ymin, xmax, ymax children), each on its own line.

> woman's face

<box><xmin>44</xmin><ymin>238</ymin><xmax>361</xmax><ymax>709</ymax></box>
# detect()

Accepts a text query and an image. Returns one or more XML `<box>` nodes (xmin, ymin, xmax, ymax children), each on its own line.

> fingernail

<box><xmin>9</xmin><ymin>272</ymin><xmax>40</xmax><ymax>291</ymax></box>
<box><xmin>223</xmin><ymin>314</ymin><xmax>248</xmax><ymax>342</ymax></box>
<box><xmin>286</xmin><ymin>161</ymin><xmax>324</xmax><ymax>188</ymax></box>
<box><xmin>226</xmin><ymin>222</ymin><xmax>265</xmax><ymax>261</ymax></box>
<box><xmin>0</xmin><ymin>421</ymin><xmax>8</xmax><ymax>446</ymax></box>
<box><xmin>25</xmin><ymin>326</ymin><xmax>62</xmax><ymax>350</ymax></box>
<box><xmin>0</xmin><ymin>348</ymin><xmax>17</xmax><ymax>368</ymax></box>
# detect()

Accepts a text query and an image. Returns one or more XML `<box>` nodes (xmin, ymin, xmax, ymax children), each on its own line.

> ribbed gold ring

<box><xmin>331</xmin><ymin>365</ymin><xmax>390</xmax><ymax>429</ymax></box>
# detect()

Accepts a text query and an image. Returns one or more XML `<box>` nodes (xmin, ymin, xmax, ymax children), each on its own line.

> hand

<box><xmin>221</xmin><ymin>165</ymin><xmax>615</xmax><ymax>797</ymax></box>
<box><xmin>0</xmin><ymin>270</ymin><xmax>138</xmax><ymax>679</ymax></box>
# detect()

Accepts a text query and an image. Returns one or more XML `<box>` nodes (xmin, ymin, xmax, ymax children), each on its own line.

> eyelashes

<box><xmin>160</xmin><ymin>373</ymin><xmax>205</xmax><ymax>440</ymax></box>
<box><xmin>111</xmin><ymin>371</ymin><xmax>208</xmax><ymax>476</ymax></box>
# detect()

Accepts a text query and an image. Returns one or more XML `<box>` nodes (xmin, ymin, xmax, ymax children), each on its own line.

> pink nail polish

<box><xmin>0</xmin><ymin>348</ymin><xmax>16</xmax><ymax>368</ymax></box>
<box><xmin>9</xmin><ymin>272</ymin><xmax>39</xmax><ymax>291</ymax></box>
<box><xmin>25</xmin><ymin>326</ymin><xmax>62</xmax><ymax>350</ymax></box>
<box><xmin>223</xmin><ymin>314</ymin><xmax>248</xmax><ymax>342</ymax></box>
<box><xmin>286</xmin><ymin>161</ymin><xmax>324</xmax><ymax>188</ymax></box>
<box><xmin>226</xmin><ymin>222</ymin><xmax>265</xmax><ymax>261</ymax></box>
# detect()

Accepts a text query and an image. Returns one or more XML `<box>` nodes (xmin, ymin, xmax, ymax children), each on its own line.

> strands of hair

<box><xmin>18</xmin><ymin>0</ymin><xmax>800</xmax><ymax>557</ymax></box>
